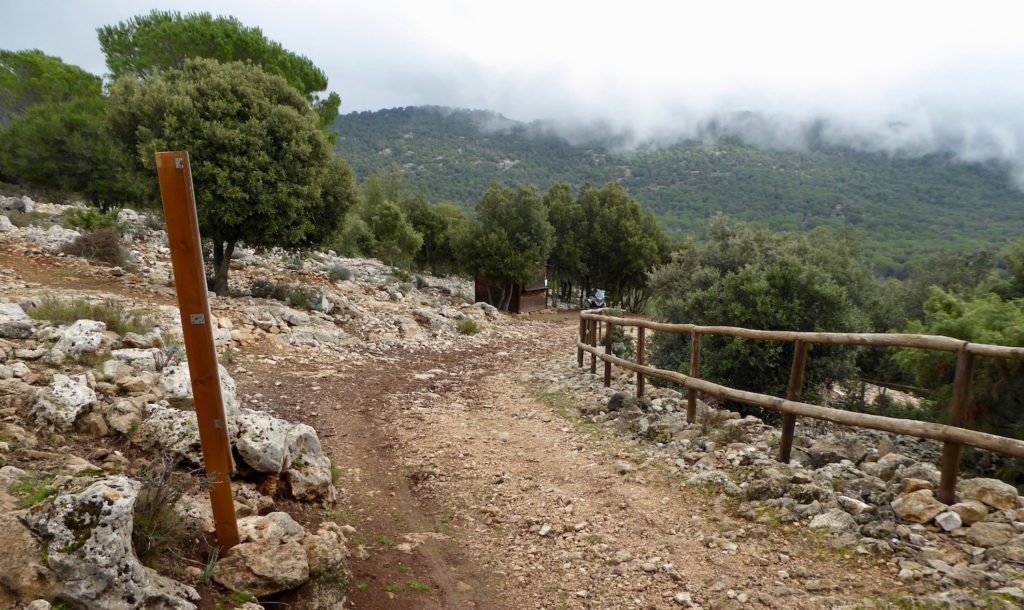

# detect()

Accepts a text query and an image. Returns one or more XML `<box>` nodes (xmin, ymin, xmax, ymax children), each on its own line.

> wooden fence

<box><xmin>576</xmin><ymin>308</ymin><xmax>1024</xmax><ymax>504</ymax></box>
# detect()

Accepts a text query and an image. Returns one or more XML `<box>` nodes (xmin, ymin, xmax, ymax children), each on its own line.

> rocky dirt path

<box><xmin>238</xmin><ymin>318</ymin><xmax>902</xmax><ymax>609</ymax></box>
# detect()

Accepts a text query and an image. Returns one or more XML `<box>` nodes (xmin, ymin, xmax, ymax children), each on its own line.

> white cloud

<box><xmin>3</xmin><ymin>0</ymin><xmax>1024</xmax><ymax>180</ymax></box>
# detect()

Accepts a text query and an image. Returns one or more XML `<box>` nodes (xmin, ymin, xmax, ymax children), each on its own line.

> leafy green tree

<box><xmin>0</xmin><ymin>49</ymin><xmax>101</xmax><ymax>123</ymax></box>
<box><xmin>544</xmin><ymin>183</ymin><xmax>585</xmax><ymax>302</ymax></box>
<box><xmin>463</xmin><ymin>183</ymin><xmax>554</xmax><ymax>310</ymax></box>
<box><xmin>649</xmin><ymin>218</ymin><xmax>868</xmax><ymax>414</ymax></box>
<box><xmin>109</xmin><ymin>58</ymin><xmax>356</xmax><ymax>294</ymax></box>
<box><xmin>98</xmin><ymin>10</ymin><xmax>341</xmax><ymax>127</ymax></box>
<box><xmin>578</xmin><ymin>182</ymin><xmax>666</xmax><ymax>310</ymax></box>
<box><xmin>0</xmin><ymin>96</ymin><xmax>144</xmax><ymax>210</ymax></box>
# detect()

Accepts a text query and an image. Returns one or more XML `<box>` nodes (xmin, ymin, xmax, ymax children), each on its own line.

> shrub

<box><xmin>63</xmin><ymin>207</ymin><xmax>125</xmax><ymax>233</ymax></box>
<box><xmin>414</xmin><ymin>274</ymin><xmax>429</xmax><ymax>290</ymax></box>
<box><xmin>286</xmin><ymin>286</ymin><xmax>321</xmax><ymax>311</ymax></box>
<box><xmin>5</xmin><ymin>209</ymin><xmax>54</xmax><ymax>228</ymax></box>
<box><xmin>249</xmin><ymin>278</ymin><xmax>286</xmax><ymax>301</ymax></box>
<box><xmin>27</xmin><ymin>297</ymin><xmax>154</xmax><ymax>335</ymax></box>
<box><xmin>329</xmin><ymin>264</ymin><xmax>353</xmax><ymax>282</ymax></box>
<box><xmin>397</xmin><ymin>282</ymin><xmax>413</xmax><ymax>296</ymax></box>
<box><xmin>132</xmin><ymin>457</ymin><xmax>186</xmax><ymax>562</ymax></box>
<box><xmin>388</xmin><ymin>268</ymin><xmax>413</xmax><ymax>283</ymax></box>
<box><xmin>457</xmin><ymin>319</ymin><xmax>480</xmax><ymax>335</ymax></box>
<box><xmin>62</xmin><ymin>228</ymin><xmax>132</xmax><ymax>267</ymax></box>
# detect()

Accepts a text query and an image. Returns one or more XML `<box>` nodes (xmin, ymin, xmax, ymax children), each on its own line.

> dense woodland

<box><xmin>1</xmin><ymin>11</ymin><xmax>1023</xmax><ymax>483</ymax></box>
<box><xmin>333</xmin><ymin>106</ymin><xmax>1024</xmax><ymax>276</ymax></box>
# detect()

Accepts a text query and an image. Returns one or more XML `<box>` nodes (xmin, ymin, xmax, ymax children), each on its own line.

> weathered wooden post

<box><xmin>604</xmin><ymin>319</ymin><xmax>613</xmax><ymax>387</ymax></box>
<box><xmin>778</xmin><ymin>340</ymin><xmax>809</xmax><ymax>463</ymax></box>
<box><xmin>577</xmin><ymin>315</ymin><xmax>585</xmax><ymax>367</ymax></box>
<box><xmin>686</xmin><ymin>331</ymin><xmax>701</xmax><ymax>423</ymax></box>
<box><xmin>154</xmin><ymin>151</ymin><xmax>240</xmax><ymax>553</ymax></box>
<box><xmin>636</xmin><ymin>326</ymin><xmax>646</xmax><ymax>398</ymax></box>
<box><xmin>589</xmin><ymin>318</ymin><xmax>597</xmax><ymax>374</ymax></box>
<box><xmin>937</xmin><ymin>349</ymin><xmax>976</xmax><ymax>504</ymax></box>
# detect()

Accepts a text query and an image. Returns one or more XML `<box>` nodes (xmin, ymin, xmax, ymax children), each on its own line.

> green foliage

<box><xmin>0</xmin><ymin>96</ymin><xmax>145</xmax><ymax>210</ymax></box>
<box><xmin>63</xmin><ymin>207</ymin><xmax>125</xmax><ymax>233</ymax></box>
<box><xmin>27</xmin><ymin>297</ymin><xmax>155</xmax><ymax>335</ymax></box>
<box><xmin>895</xmin><ymin>289</ymin><xmax>1024</xmax><ymax>437</ymax></box>
<box><xmin>228</xmin><ymin>591</ymin><xmax>258</xmax><ymax>606</ymax></box>
<box><xmin>332</xmin><ymin>106</ymin><xmax>1024</xmax><ymax>276</ymax></box>
<box><xmin>457</xmin><ymin>319</ymin><xmax>480</xmax><ymax>335</ymax></box>
<box><xmin>249</xmin><ymin>278</ymin><xmax>286</xmax><ymax>301</ymax></box>
<box><xmin>98</xmin><ymin>10</ymin><xmax>339</xmax><ymax>127</ymax></box>
<box><xmin>285</xmin><ymin>286</ymin><xmax>321</xmax><ymax>311</ymax></box>
<box><xmin>132</xmin><ymin>459</ymin><xmax>185</xmax><ymax>562</ymax></box>
<box><xmin>109</xmin><ymin>58</ymin><xmax>357</xmax><ymax>293</ymax></box>
<box><xmin>649</xmin><ymin>218</ymin><xmax>869</xmax><ymax>413</ymax></box>
<box><xmin>329</xmin><ymin>264</ymin><xmax>353</xmax><ymax>282</ymax></box>
<box><xmin>0</xmin><ymin>49</ymin><xmax>101</xmax><ymax>122</ymax></box>
<box><xmin>249</xmin><ymin>279</ymin><xmax>324</xmax><ymax>311</ymax></box>
<box><xmin>12</xmin><ymin>473</ymin><xmax>57</xmax><ymax>507</ymax></box>
<box><xmin>62</xmin><ymin>229</ymin><xmax>133</xmax><ymax>268</ymax></box>
<box><xmin>462</xmin><ymin>183</ymin><xmax>553</xmax><ymax>310</ymax></box>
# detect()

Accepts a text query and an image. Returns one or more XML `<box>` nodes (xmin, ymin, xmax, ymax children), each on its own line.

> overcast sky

<box><xmin>3</xmin><ymin>0</ymin><xmax>1024</xmax><ymax>174</ymax></box>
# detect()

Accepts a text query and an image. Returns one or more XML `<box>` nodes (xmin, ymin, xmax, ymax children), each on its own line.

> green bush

<box><xmin>27</xmin><ymin>297</ymin><xmax>154</xmax><ymax>335</ymax></box>
<box><xmin>286</xmin><ymin>286</ymin><xmax>321</xmax><ymax>311</ymax></box>
<box><xmin>62</xmin><ymin>228</ymin><xmax>133</xmax><ymax>267</ymax></box>
<box><xmin>63</xmin><ymin>207</ymin><xmax>125</xmax><ymax>233</ymax></box>
<box><xmin>132</xmin><ymin>458</ymin><xmax>185</xmax><ymax>562</ymax></box>
<box><xmin>648</xmin><ymin>219</ymin><xmax>869</xmax><ymax>417</ymax></box>
<box><xmin>249</xmin><ymin>278</ymin><xmax>286</xmax><ymax>301</ymax></box>
<box><xmin>457</xmin><ymin>319</ymin><xmax>480</xmax><ymax>335</ymax></box>
<box><xmin>414</xmin><ymin>274</ymin><xmax>429</xmax><ymax>290</ymax></box>
<box><xmin>329</xmin><ymin>264</ymin><xmax>353</xmax><ymax>281</ymax></box>
<box><xmin>397</xmin><ymin>282</ymin><xmax>413</xmax><ymax>296</ymax></box>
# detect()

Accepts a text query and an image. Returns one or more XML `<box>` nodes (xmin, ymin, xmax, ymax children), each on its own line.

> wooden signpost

<box><xmin>154</xmin><ymin>151</ymin><xmax>240</xmax><ymax>552</ymax></box>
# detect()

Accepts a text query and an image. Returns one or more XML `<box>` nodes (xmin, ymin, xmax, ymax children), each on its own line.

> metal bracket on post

<box><xmin>154</xmin><ymin>151</ymin><xmax>239</xmax><ymax>553</ymax></box>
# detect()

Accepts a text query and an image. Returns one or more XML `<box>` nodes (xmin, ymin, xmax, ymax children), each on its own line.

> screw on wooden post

<box><xmin>937</xmin><ymin>348</ymin><xmax>976</xmax><ymax>504</ymax></box>
<box><xmin>686</xmin><ymin>331</ymin><xmax>701</xmax><ymax>423</ymax></box>
<box><xmin>154</xmin><ymin>151</ymin><xmax>240</xmax><ymax>553</ymax></box>
<box><xmin>577</xmin><ymin>315</ymin><xmax>585</xmax><ymax>367</ymax></box>
<box><xmin>604</xmin><ymin>321</ymin><xmax>613</xmax><ymax>387</ymax></box>
<box><xmin>636</xmin><ymin>326</ymin><xmax>646</xmax><ymax>398</ymax></box>
<box><xmin>778</xmin><ymin>340</ymin><xmax>809</xmax><ymax>463</ymax></box>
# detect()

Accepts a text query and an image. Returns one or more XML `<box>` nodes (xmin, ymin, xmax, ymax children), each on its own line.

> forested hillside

<box><xmin>332</xmin><ymin>106</ymin><xmax>1024</xmax><ymax>275</ymax></box>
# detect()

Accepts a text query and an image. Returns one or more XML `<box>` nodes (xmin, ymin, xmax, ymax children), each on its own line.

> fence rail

<box><xmin>577</xmin><ymin>308</ymin><xmax>1024</xmax><ymax>504</ymax></box>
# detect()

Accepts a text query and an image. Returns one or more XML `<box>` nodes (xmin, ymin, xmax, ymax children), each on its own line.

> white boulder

<box><xmin>30</xmin><ymin>374</ymin><xmax>96</xmax><ymax>430</ymax></box>
<box><xmin>54</xmin><ymin>319</ymin><xmax>107</xmax><ymax>357</ymax></box>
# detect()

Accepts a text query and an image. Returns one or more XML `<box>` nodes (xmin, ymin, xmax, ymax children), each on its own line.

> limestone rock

<box><xmin>215</xmin><ymin>513</ymin><xmax>310</xmax><ymax>596</ymax></box>
<box><xmin>54</xmin><ymin>319</ymin><xmax>107</xmax><ymax>357</ymax></box>
<box><xmin>284</xmin><ymin>423</ymin><xmax>336</xmax><ymax>502</ymax></box>
<box><xmin>807</xmin><ymin>436</ymin><xmax>868</xmax><ymax>467</ymax></box>
<box><xmin>159</xmin><ymin>364</ymin><xmax>238</xmax><ymax>414</ymax></box>
<box><xmin>809</xmin><ymin>508</ymin><xmax>858</xmax><ymax>532</ymax></box>
<box><xmin>234</xmin><ymin>409</ymin><xmax>292</xmax><ymax>473</ymax></box>
<box><xmin>934</xmin><ymin>511</ymin><xmax>962</xmax><ymax>532</ymax></box>
<box><xmin>26</xmin><ymin>476</ymin><xmax>199</xmax><ymax>610</ymax></box>
<box><xmin>0</xmin><ymin>214</ymin><xmax>14</xmax><ymax>233</ymax></box>
<box><xmin>105</xmin><ymin>399</ymin><xmax>143</xmax><ymax>435</ymax></box>
<box><xmin>112</xmin><ymin>348</ymin><xmax>163</xmax><ymax>373</ymax></box>
<box><xmin>965</xmin><ymin>521</ymin><xmax>1018</xmax><ymax>548</ymax></box>
<box><xmin>988</xmin><ymin>535</ymin><xmax>1024</xmax><ymax>563</ymax></box>
<box><xmin>30</xmin><ymin>374</ymin><xmax>96</xmax><ymax>431</ymax></box>
<box><xmin>0</xmin><ymin>302</ymin><xmax>33</xmax><ymax>339</ymax></box>
<box><xmin>949</xmin><ymin>500</ymin><xmax>989</xmax><ymax>525</ymax></box>
<box><xmin>0</xmin><ymin>510</ymin><xmax>61</xmax><ymax>603</ymax></box>
<box><xmin>135</xmin><ymin>403</ymin><xmax>205</xmax><ymax>466</ymax></box>
<box><xmin>892</xmin><ymin>489</ymin><xmax>946</xmax><ymax>524</ymax></box>
<box><xmin>959</xmin><ymin>477</ymin><xmax>1020</xmax><ymax>511</ymax></box>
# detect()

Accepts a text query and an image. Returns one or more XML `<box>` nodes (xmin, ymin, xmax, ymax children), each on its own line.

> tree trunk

<box><xmin>500</xmin><ymin>284</ymin><xmax>514</xmax><ymax>312</ymax></box>
<box><xmin>211</xmin><ymin>240</ymin><xmax>235</xmax><ymax>296</ymax></box>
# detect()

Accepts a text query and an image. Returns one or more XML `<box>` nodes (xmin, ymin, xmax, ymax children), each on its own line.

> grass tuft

<box><xmin>457</xmin><ymin>319</ymin><xmax>480</xmax><ymax>335</ymax></box>
<box><xmin>27</xmin><ymin>297</ymin><xmax>154</xmax><ymax>336</ymax></box>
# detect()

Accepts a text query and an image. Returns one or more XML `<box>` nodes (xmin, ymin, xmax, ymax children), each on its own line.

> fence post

<box><xmin>778</xmin><ymin>340</ymin><xmax>809</xmax><ymax>463</ymax></box>
<box><xmin>577</xmin><ymin>315</ymin><xmax>585</xmax><ymax>367</ymax></box>
<box><xmin>637</xmin><ymin>326</ymin><xmax>646</xmax><ymax>398</ymax></box>
<box><xmin>589</xmin><ymin>319</ymin><xmax>597</xmax><ymax>374</ymax></box>
<box><xmin>604</xmin><ymin>320</ymin><xmax>613</xmax><ymax>387</ymax></box>
<box><xmin>686</xmin><ymin>331</ymin><xmax>701</xmax><ymax>423</ymax></box>
<box><xmin>937</xmin><ymin>349</ymin><xmax>976</xmax><ymax>504</ymax></box>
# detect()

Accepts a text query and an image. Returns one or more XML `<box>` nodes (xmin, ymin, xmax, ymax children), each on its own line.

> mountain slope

<box><xmin>331</xmin><ymin>106</ymin><xmax>1024</xmax><ymax>274</ymax></box>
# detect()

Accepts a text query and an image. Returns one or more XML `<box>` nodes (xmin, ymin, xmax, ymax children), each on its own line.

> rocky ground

<box><xmin>1</xmin><ymin>194</ymin><xmax>1024</xmax><ymax>609</ymax></box>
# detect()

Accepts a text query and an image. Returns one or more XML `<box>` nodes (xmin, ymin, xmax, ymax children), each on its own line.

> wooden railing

<box><xmin>577</xmin><ymin>308</ymin><xmax>1024</xmax><ymax>504</ymax></box>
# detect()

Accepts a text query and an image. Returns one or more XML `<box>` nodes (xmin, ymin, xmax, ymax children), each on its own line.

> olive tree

<box><xmin>109</xmin><ymin>58</ymin><xmax>356</xmax><ymax>294</ymax></box>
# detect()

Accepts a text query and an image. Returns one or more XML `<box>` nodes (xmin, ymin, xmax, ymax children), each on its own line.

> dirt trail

<box><xmin>239</xmin><ymin>320</ymin><xmax>900</xmax><ymax>609</ymax></box>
